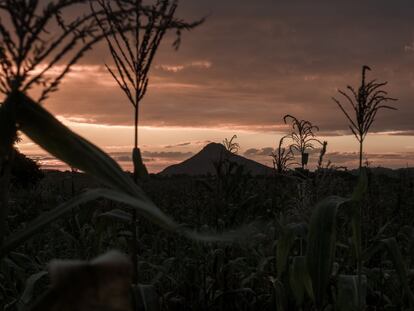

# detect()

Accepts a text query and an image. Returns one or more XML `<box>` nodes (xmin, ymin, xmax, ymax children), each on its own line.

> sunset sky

<box><xmin>17</xmin><ymin>0</ymin><xmax>414</xmax><ymax>172</ymax></box>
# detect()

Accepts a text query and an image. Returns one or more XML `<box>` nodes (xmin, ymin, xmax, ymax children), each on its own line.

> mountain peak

<box><xmin>200</xmin><ymin>142</ymin><xmax>228</xmax><ymax>156</ymax></box>
<box><xmin>202</xmin><ymin>142</ymin><xmax>227</xmax><ymax>151</ymax></box>
<box><xmin>159</xmin><ymin>142</ymin><xmax>272</xmax><ymax>176</ymax></box>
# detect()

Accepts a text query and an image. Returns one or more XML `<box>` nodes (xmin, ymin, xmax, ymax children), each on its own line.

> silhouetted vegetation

<box><xmin>11</xmin><ymin>149</ymin><xmax>43</xmax><ymax>188</ymax></box>
<box><xmin>0</xmin><ymin>2</ymin><xmax>411</xmax><ymax>311</ymax></box>
<box><xmin>91</xmin><ymin>0</ymin><xmax>202</xmax><ymax>285</ymax></box>
<box><xmin>332</xmin><ymin>66</ymin><xmax>397</xmax><ymax>169</ymax></box>
<box><xmin>0</xmin><ymin>0</ymin><xmax>116</xmax><ymax>256</ymax></box>
<box><xmin>270</xmin><ymin>135</ymin><xmax>296</xmax><ymax>174</ymax></box>
<box><xmin>283</xmin><ymin>114</ymin><xmax>322</xmax><ymax>170</ymax></box>
<box><xmin>222</xmin><ymin>135</ymin><xmax>240</xmax><ymax>154</ymax></box>
<box><xmin>2</xmin><ymin>166</ymin><xmax>414</xmax><ymax>310</ymax></box>
<box><xmin>91</xmin><ymin>0</ymin><xmax>203</xmax><ymax>181</ymax></box>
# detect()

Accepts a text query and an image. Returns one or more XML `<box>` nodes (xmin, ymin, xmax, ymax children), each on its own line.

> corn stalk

<box><xmin>332</xmin><ymin>66</ymin><xmax>397</xmax><ymax>170</ymax></box>
<box><xmin>283</xmin><ymin>115</ymin><xmax>322</xmax><ymax>170</ymax></box>
<box><xmin>90</xmin><ymin>0</ymin><xmax>203</xmax><ymax>284</ymax></box>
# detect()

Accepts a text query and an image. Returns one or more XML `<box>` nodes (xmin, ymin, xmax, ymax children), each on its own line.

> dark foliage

<box><xmin>11</xmin><ymin>149</ymin><xmax>43</xmax><ymax>188</ymax></box>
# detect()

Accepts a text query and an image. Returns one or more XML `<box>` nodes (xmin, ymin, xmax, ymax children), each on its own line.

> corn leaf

<box><xmin>380</xmin><ymin>238</ymin><xmax>414</xmax><ymax>307</ymax></box>
<box><xmin>306</xmin><ymin>196</ymin><xmax>348</xmax><ymax>309</ymax></box>
<box><xmin>270</xmin><ymin>277</ymin><xmax>286</xmax><ymax>311</ymax></box>
<box><xmin>276</xmin><ymin>222</ymin><xmax>307</xmax><ymax>278</ymax></box>
<box><xmin>351</xmin><ymin>168</ymin><xmax>368</xmax><ymax>202</ymax></box>
<box><xmin>99</xmin><ymin>209</ymin><xmax>133</xmax><ymax>224</ymax></box>
<box><xmin>349</xmin><ymin>168</ymin><xmax>367</xmax><ymax>262</ymax></box>
<box><xmin>1</xmin><ymin>186</ymin><xmax>254</xmax><ymax>256</ymax></box>
<box><xmin>276</xmin><ymin>227</ymin><xmax>295</xmax><ymax>278</ymax></box>
<box><xmin>13</xmin><ymin>92</ymin><xmax>145</xmax><ymax>198</ymax></box>
<box><xmin>337</xmin><ymin>275</ymin><xmax>367</xmax><ymax>311</ymax></box>
<box><xmin>0</xmin><ymin>189</ymin><xmax>148</xmax><ymax>255</ymax></box>
<box><xmin>289</xmin><ymin>256</ymin><xmax>313</xmax><ymax>306</ymax></box>
<box><xmin>16</xmin><ymin>271</ymin><xmax>48</xmax><ymax>311</ymax></box>
<box><xmin>132</xmin><ymin>284</ymin><xmax>160</xmax><ymax>311</ymax></box>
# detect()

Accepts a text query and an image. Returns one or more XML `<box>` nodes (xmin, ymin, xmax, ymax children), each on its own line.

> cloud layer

<box><xmin>35</xmin><ymin>0</ymin><xmax>414</xmax><ymax>136</ymax></box>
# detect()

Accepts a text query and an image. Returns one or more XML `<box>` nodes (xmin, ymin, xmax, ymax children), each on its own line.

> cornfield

<box><xmin>0</xmin><ymin>1</ymin><xmax>411</xmax><ymax>311</ymax></box>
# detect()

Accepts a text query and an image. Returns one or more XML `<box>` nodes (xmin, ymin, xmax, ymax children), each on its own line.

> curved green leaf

<box><xmin>337</xmin><ymin>274</ymin><xmax>367</xmax><ymax>311</ymax></box>
<box><xmin>99</xmin><ymin>209</ymin><xmax>133</xmax><ymax>224</ymax></box>
<box><xmin>276</xmin><ymin>222</ymin><xmax>307</xmax><ymax>278</ymax></box>
<box><xmin>289</xmin><ymin>256</ymin><xmax>313</xmax><ymax>306</ymax></box>
<box><xmin>351</xmin><ymin>168</ymin><xmax>368</xmax><ymax>202</ymax></box>
<box><xmin>17</xmin><ymin>270</ymin><xmax>48</xmax><ymax>311</ymax></box>
<box><xmin>306</xmin><ymin>196</ymin><xmax>348</xmax><ymax>309</ymax></box>
<box><xmin>1</xmin><ymin>187</ymin><xmax>252</xmax><ymax>256</ymax></box>
<box><xmin>269</xmin><ymin>277</ymin><xmax>286</xmax><ymax>311</ymax></box>
<box><xmin>13</xmin><ymin>92</ymin><xmax>145</xmax><ymax>198</ymax></box>
<box><xmin>132</xmin><ymin>284</ymin><xmax>160</xmax><ymax>311</ymax></box>
<box><xmin>276</xmin><ymin>228</ymin><xmax>295</xmax><ymax>278</ymax></box>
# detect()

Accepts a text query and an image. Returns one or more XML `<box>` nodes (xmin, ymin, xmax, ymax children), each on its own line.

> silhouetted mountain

<box><xmin>159</xmin><ymin>142</ymin><xmax>273</xmax><ymax>176</ymax></box>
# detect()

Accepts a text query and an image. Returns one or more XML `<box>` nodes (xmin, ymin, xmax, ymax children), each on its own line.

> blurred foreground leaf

<box><xmin>13</xmin><ymin>92</ymin><xmax>145</xmax><ymax>198</ymax></box>
<box><xmin>306</xmin><ymin>196</ymin><xmax>348</xmax><ymax>308</ymax></box>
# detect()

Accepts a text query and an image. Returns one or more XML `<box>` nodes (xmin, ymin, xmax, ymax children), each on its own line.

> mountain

<box><xmin>159</xmin><ymin>142</ymin><xmax>273</xmax><ymax>176</ymax></box>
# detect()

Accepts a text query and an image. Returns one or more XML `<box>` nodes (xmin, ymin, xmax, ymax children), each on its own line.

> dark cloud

<box><xmin>113</xmin><ymin>155</ymin><xmax>132</xmax><ymax>162</ymax></box>
<box><xmin>244</xmin><ymin>147</ymin><xmax>274</xmax><ymax>157</ymax></box>
<box><xmin>164</xmin><ymin>140</ymin><xmax>211</xmax><ymax>148</ymax></box>
<box><xmin>165</xmin><ymin>142</ymin><xmax>191</xmax><ymax>148</ymax></box>
<box><xmin>244</xmin><ymin>148</ymin><xmax>259</xmax><ymax>157</ymax></box>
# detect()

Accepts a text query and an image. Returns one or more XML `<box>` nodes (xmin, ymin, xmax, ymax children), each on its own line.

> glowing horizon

<box><xmin>17</xmin><ymin>116</ymin><xmax>414</xmax><ymax>173</ymax></box>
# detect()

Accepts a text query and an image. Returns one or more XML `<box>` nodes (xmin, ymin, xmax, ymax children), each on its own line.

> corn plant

<box><xmin>317</xmin><ymin>141</ymin><xmax>328</xmax><ymax>169</ymax></box>
<box><xmin>332</xmin><ymin>65</ymin><xmax>397</xmax><ymax>169</ymax></box>
<box><xmin>283</xmin><ymin>115</ymin><xmax>322</xmax><ymax>170</ymax></box>
<box><xmin>206</xmin><ymin>136</ymin><xmax>253</xmax><ymax>230</ymax></box>
<box><xmin>271</xmin><ymin>172</ymin><xmax>414</xmax><ymax>311</ymax></box>
<box><xmin>270</xmin><ymin>135</ymin><xmax>297</xmax><ymax>174</ymax></box>
<box><xmin>222</xmin><ymin>135</ymin><xmax>240</xmax><ymax>155</ymax></box>
<box><xmin>332</xmin><ymin>67</ymin><xmax>397</xmax><ymax>309</ymax></box>
<box><xmin>90</xmin><ymin>0</ymin><xmax>203</xmax><ymax>285</ymax></box>
<box><xmin>91</xmin><ymin>0</ymin><xmax>203</xmax><ymax>181</ymax></box>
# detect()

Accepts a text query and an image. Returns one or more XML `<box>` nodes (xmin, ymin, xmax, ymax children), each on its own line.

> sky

<box><xmin>14</xmin><ymin>0</ymin><xmax>414</xmax><ymax>172</ymax></box>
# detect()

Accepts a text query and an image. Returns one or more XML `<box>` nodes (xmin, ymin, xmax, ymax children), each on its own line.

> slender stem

<box><xmin>134</xmin><ymin>105</ymin><xmax>138</xmax><ymax>151</ymax></box>
<box><xmin>0</xmin><ymin>151</ymin><xmax>13</xmax><ymax>249</ymax></box>
<box><xmin>357</xmin><ymin>204</ymin><xmax>363</xmax><ymax>310</ymax></box>
<box><xmin>0</xmin><ymin>93</ymin><xmax>17</xmax><ymax>253</ymax></box>
<box><xmin>301</xmin><ymin>152</ymin><xmax>304</xmax><ymax>170</ymax></box>
<box><xmin>357</xmin><ymin>163</ymin><xmax>364</xmax><ymax>310</ymax></box>
<box><xmin>131</xmin><ymin>98</ymin><xmax>139</xmax><ymax>285</ymax></box>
